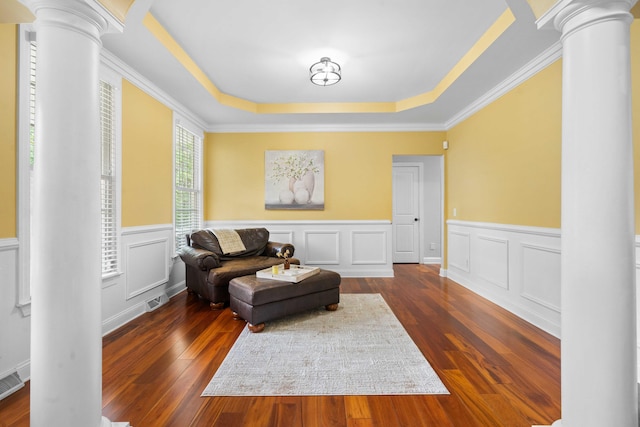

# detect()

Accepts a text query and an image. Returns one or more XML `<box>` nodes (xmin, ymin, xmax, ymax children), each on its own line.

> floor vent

<box><xmin>0</xmin><ymin>371</ymin><xmax>24</xmax><ymax>401</ymax></box>
<box><xmin>145</xmin><ymin>294</ymin><xmax>169</xmax><ymax>312</ymax></box>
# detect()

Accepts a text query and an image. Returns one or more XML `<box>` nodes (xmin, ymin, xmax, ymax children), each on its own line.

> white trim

<box><xmin>101</xmin><ymin>283</ymin><xmax>185</xmax><ymax>336</ymax></box>
<box><xmin>16</xmin><ymin>25</ymin><xmax>33</xmax><ymax>312</ymax></box>
<box><xmin>207</xmin><ymin>41</ymin><xmax>562</xmax><ymax>133</ymax></box>
<box><xmin>121</xmin><ymin>224</ymin><xmax>174</xmax><ymax>236</ymax></box>
<box><xmin>205</xmin><ymin>219</ymin><xmax>391</xmax><ymax>227</ymax></box>
<box><xmin>99</xmin><ymin>66</ymin><xmax>123</xmax><ymax>279</ymax></box>
<box><xmin>445</xmin><ymin>42</ymin><xmax>563</xmax><ymax>129</ymax></box>
<box><xmin>172</xmin><ymin>114</ymin><xmax>204</xmax><ymax>254</ymax></box>
<box><xmin>392</xmin><ymin>162</ymin><xmax>424</xmax><ymax>264</ymax></box>
<box><xmin>446</xmin><ymin>219</ymin><xmax>561</xmax><ymax>238</ymax></box>
<box><xmin>447</xmin><ymin>220</ymin><xmax>562</xmax><ymax>337</ymax></box>
<box><xmin>0</xmin><ymin>238</ymin><xmax>19</xmax><ymax>251</ymax></box>
<box><xmin>124</xmin><ymin>237</ymin><xmax>170</xmax><ymax>300</ymax></box>
<box><xmin>204</xmin><ymin>220</ymin><xmax>394</xmax><ymax>277</ymax></box>
<box><xmin>423</xmin><ymin>257</ymin><xmax>442</xmax><ymax>264</ymax></box>
<box><xmin>207</xmin><ymin>122</ymin><xmax>447</xmax><ymax>134</ymax></box>
<box><xmin>100</xmin><ymin>49</ymin><xmax>207</xmax><ymax>131</ymax></box>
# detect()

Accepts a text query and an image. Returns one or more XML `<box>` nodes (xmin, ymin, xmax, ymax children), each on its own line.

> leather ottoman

<box><xmin>229</xmin><ymin>269</ymin><xmax>341</xmax><ymax>333</ymax></box>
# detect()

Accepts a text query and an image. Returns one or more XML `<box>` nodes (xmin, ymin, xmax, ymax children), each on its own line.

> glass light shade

<box><xmin>310</xmin><ymin>57</ymin><xmax>341</xmax><ymax>86</ymax></box>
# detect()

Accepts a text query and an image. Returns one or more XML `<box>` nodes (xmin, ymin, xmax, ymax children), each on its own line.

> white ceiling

<box><xmin>102</xmin><ymin>0</ymin><xmax>560</xmax><ymax>131</ymax></box>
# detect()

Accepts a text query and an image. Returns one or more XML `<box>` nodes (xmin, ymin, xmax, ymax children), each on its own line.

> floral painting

<box><xmin>265</xmin><ymin>150</ymin><xmax>324</xmax><ymax>210</ymax></box>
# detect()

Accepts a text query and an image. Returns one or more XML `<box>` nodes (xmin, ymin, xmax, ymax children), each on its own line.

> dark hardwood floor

<box><xmin>0</xmin><ymin>264</ymin><xmax>561</xmax><ymax>426</ymax></box>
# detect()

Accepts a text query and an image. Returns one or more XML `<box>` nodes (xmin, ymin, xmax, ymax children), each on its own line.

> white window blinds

<box><xmin>29</xmin><ymin>40</ymin><xmax>36</xmax><ymax>167</ymax></box>
<box><xmin>100</xmin><ymin>80</ymin><xmax>118</xmax><ymax>275</ymax></box>
<box><xmin>175</xmin><ymin>125</ymin><xmax>201</xmax><ymax>252</ymax></box>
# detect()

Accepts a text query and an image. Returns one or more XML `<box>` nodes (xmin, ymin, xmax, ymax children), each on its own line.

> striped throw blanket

<box><xmin>212</xmin><ymin>229</ymin><xmax>247</xmax><ymax>255</ymax></box>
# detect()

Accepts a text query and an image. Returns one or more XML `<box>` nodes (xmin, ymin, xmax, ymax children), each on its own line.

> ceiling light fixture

<box><xmin>309</xmin><ymin>57</ymin><xmax>341</xmax><ymax>86</ymax></box>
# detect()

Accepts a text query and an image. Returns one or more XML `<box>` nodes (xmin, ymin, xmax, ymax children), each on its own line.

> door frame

<box><xmin>392</xmin><ymin>155</ymin><xmax>445</xmax><ymax>266</ymax></box>
<box><xmin>392</xmin><ymin>162</ymin><xmax>424</xmax><ymax>263</ymax></box>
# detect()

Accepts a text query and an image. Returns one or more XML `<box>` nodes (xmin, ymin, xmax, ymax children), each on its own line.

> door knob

<box><xmin>414</xmin><ymin>218</ymin><xmax>419</xmax><ymax>221</ymax></box>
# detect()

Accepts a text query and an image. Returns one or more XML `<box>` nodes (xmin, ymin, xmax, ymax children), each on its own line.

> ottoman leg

<box><xmin>325</xmin><ymin>303</ymin><xmax>339</xmax><ymax>311</ymax></box>
<box><xmin>232</xmin><ymin>311</ymin><xmax>244</xmax><ymax>321</ymax></box>
<box><xmin>210</xmin><ymin>301</ymin><xmax>225</xmax><ymax>310</ymax></box>
<box><xmin>248</xmin><ymin>323</ymin><xmax>265</xmax><ymax>333</ymax></box>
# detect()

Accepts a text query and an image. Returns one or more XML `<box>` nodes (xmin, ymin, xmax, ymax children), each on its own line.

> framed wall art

<box><xmin>265</xmin><ymin>150</ymin><xmax>324</xmax><ymax>210</ymax></box>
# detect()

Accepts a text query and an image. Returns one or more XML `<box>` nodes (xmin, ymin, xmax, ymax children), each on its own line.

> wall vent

<box><xmin>145</xmin><ymin>293</ymin><xmax>169</xmax><ymax>312</ymax></box>
<box><xmin>0</xmin><ymin>371</ymin><xmax>24</xmax><ymax>401</ymax></box>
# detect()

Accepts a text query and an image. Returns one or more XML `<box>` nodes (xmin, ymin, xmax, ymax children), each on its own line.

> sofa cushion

<box><xmin>207</xmin><ymin>256</ymin><xmax>300</xmax><ymax>286</ymax></box>
<box><xmin>190</xmin><ymin>230</ymin><xmax>224</xmax><ymax>256</ymax></box>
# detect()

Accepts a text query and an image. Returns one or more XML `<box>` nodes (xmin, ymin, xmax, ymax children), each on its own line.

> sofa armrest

<box><xmin>178</xmin><ymin>246</ymin><xmax>221</xmax><ymax>270</ymax></box>
<box><xmin>264</xmin><ymin>241</ymin><xmax>295</xmax><ymax>258</ymax></box>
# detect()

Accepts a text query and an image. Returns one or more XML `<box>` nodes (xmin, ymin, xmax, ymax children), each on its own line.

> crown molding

<box><xmin>445</xmin><ymin>41</ymin><xmax>562</xmax><ymax>130</ymax></box>
<box><xmin>206</xmin><ymin>122</ymin><xmax>447</xmax><ymax>134</ymax></box>
<box><xmin>100</xmin><ymin>48</ymin><xmax>207</xmax><ymax>131</ymax></box>
<box><xmin>101</xmin><ymin>39</ymin><xmax>561</xmax><ymax>135</ymax></box>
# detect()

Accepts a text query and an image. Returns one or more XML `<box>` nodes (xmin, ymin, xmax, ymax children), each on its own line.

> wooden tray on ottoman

<box><xmin>256</xmin><ymin>265</ymin><xmax>320</xmax><ymax>283</ymax></box>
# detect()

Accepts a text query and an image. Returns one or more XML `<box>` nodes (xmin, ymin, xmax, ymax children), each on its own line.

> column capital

<box><xmin>537</xmin><ymin>0</ymin><xmax>636</xmax><ymax>34</ymax></box>
<box><xmin>19</xmin><ymin>0</ymin><xmax>123</xmax><ymax>37</ymax></box>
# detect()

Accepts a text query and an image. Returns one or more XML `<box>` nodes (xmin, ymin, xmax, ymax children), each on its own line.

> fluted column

<box><xmin>23</xmin><ymin>0</ymin><xmax>125</xmax><ymax>426</ymax></box>
<box><xmin>540</xmin><ymin>0</ymin><xmax>637</xmax><ymax>426</ymax></box>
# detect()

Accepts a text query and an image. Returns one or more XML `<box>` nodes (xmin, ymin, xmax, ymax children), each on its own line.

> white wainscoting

<box><xmin>205</xmin><ymin>220</ymin><xmax>394</xmax><ymax>277</ymax></box>
<box><xmin>446</xmin><ymin>220</ymin><xmax>562</xmax><ymax>337</ymax></box>
<box><xmin>101</xmin><ymin>224</ymin><xmax>185</xmax><ymax>335</ymax></box>
<box><xmin>0</xmin><ymin>238</ymin><xmax>31</xmax><ymax>388</ymax></box>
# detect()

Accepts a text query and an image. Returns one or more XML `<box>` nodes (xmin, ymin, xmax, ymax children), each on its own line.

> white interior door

<box><xmin>393</xmin><ymin>164</ymin><xmax>420</xmax><ymax>263</ymax></box>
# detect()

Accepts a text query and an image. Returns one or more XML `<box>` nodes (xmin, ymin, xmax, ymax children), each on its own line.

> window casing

<box><xmin>17</xmin><ymin>26</ymin><xmax>123</xmax><ymax>312</ymax></box>
<box><xmin>99</xmin><ymin>79</ymin><xmax>119</xmax><ymax>276</ymax></box>
<box><xmin>174</xmin><ymin>122</ymin><xmax>202</xmax><ymax>253</ymax></box>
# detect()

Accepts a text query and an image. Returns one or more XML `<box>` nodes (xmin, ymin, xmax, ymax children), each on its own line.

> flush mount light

<box><xmin>309</xmin><ymin>57</ymin><xmax>341</xmax><ymax>86</ymax></box>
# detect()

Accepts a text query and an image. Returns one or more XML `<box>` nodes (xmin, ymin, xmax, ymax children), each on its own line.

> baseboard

<box><xmin>423</xmin><ymin>257</ymin><xmax>442</xmax><ymax>265</ymax></box>
<box><xmin>337</xmin><ymin>268</ymin><xmax>395</xmax><ymax>278</ymax></box>
<box><xmin>439</xmin><ymin>268</ymin><xmax>447</xmax><ymax>277</ymax></box>
<box><xmin>102</xmin><ymin>281</ymin><xmax>186</xmax><ymax>336</ymax></box>
<box><xmin>447</xmin><ymin>270</ymin><xmax>560</xmax><ymax>337</ymax></box>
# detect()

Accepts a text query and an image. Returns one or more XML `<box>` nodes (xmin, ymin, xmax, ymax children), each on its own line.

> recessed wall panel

<box><xmin>521</xmin><ymin>243</ymin><xmax>561</xmax><ymax>312</ymax></box>
<box><xmin>476</xmin><ymin>235</ymin><xmax>509</xmax><ymax>290</ymax></box>
<box><xmin>352</xmin><ymin>231</ymin><xmax>387</xmax><ymax>265</ymax></box>
<box><xmin>305</xmin><ymin>231</ymin><xmax>340</xmax><ymax>264</ymax></box>
<box><xmin>125</xmin><ymin>238</ymin><xmax>169</xmax><ymax>299</ymax></box>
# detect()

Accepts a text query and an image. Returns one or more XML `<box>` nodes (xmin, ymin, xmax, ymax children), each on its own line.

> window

<box><xmin>99</xmin><ymin>80</ymin><xmax>119</xmax><ymax>276</ymax></box>
<box><xmin>29</xmin><ymin>40</ymin><xmax>36</xmax><ymax>168</ymax></box>
<box><xmin>16</xmin><ymin>27</ymin><xmax>36</xmax><ymax>312</ymax></box>
<box><xmin>18</xmin><ymin>27</ymin><xmax>122</xmax><ymax>295</ymax></box>
<box><xmin>174</xmin><ymin>123</ymin><xmax>202</xmax><ymax>253</ymax></box>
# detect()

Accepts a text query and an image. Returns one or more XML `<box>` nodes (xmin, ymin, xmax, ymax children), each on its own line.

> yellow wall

<box><xmin>121</xmin><ymin>80</ymin><xmax>173</xmax><ymax>227</ymax></box>
<box><xmin>0</xmin><ymin>24</ymin><xmax>17</xmax><ymax>238</ymax></box>
<box><xmin>446</xmin><ymin>19</ymin><xmax>639</xmax><ymax>232</ymax></box>
<box><xmin>446</xmin><ymin>60</ymin><xmax>562</xmax><ymax>228</ymax></box>
<box><xmin>204</xmin><ymin>132</ymin><xmax>445</xmax><ymax>220</ymax></box>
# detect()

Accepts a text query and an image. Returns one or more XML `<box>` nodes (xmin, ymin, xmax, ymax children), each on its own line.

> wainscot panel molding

<box><xmin>101</xmin><ymin>225</ymin><xmax>186</xmax><ymax>336</ymax></box>
<box><xmin>636</xmin><ymin>236</ymin><xmax>640</xmax><ymax>383</ymax></box>
<box><xmin>0</xmin><ymin>238</ymin><xmax>31</xmax><ymax>392</ymax></box>
<box><xmin>205</xmin><ymin>220</ymin><xmax>394</xmax><ymax>277</ymax></box>
<box><xmin>447</xmin><ymin>220</ymin><xmax>561</xmax><ymax>337</ymax></box>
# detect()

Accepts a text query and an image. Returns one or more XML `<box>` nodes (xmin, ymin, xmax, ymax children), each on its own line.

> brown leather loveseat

<box><xmin>178</xmin><ymin>228</ymin><xmax>298</xmax><ymax>309</ymax></box>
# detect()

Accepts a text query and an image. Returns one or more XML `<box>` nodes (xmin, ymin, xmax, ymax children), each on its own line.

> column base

<box><xmin>102</xmin><ymin>416</ymin><xmax>131</xmax><ymax>427</ymax></box>
<box><xmin>531</xmin><ymin>421</ymin><xmax>561</xmax><ymax>427</ymax></box>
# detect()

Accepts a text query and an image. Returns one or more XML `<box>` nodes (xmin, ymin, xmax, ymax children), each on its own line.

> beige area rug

<box><xmin>202</xmin><ymin>293</ymin><xmax>449</xmax><ymax>396</ymax></box>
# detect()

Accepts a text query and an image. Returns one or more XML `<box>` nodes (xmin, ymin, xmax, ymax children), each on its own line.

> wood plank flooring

<box><xmin>0</xmin><ymin>264</ymin><xmax>561</xmax><ymax>426</ymax></box>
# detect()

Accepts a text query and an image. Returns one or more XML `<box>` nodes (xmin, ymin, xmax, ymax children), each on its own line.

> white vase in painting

<box><xmin>286</xmin><ymin>171</ymin><xmax>315</xmax><ymax>204</ymax></box>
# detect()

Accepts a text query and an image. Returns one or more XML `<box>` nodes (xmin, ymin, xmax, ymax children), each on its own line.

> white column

<box><xmin>25</xmin><ymin>1</ymin><xmax>125</xmax><ymax>426</ymax></box>
<box><xmin>543</xmin><ymin>0</ymin><xmax>637</xmax><ymax>426</ymax></box>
